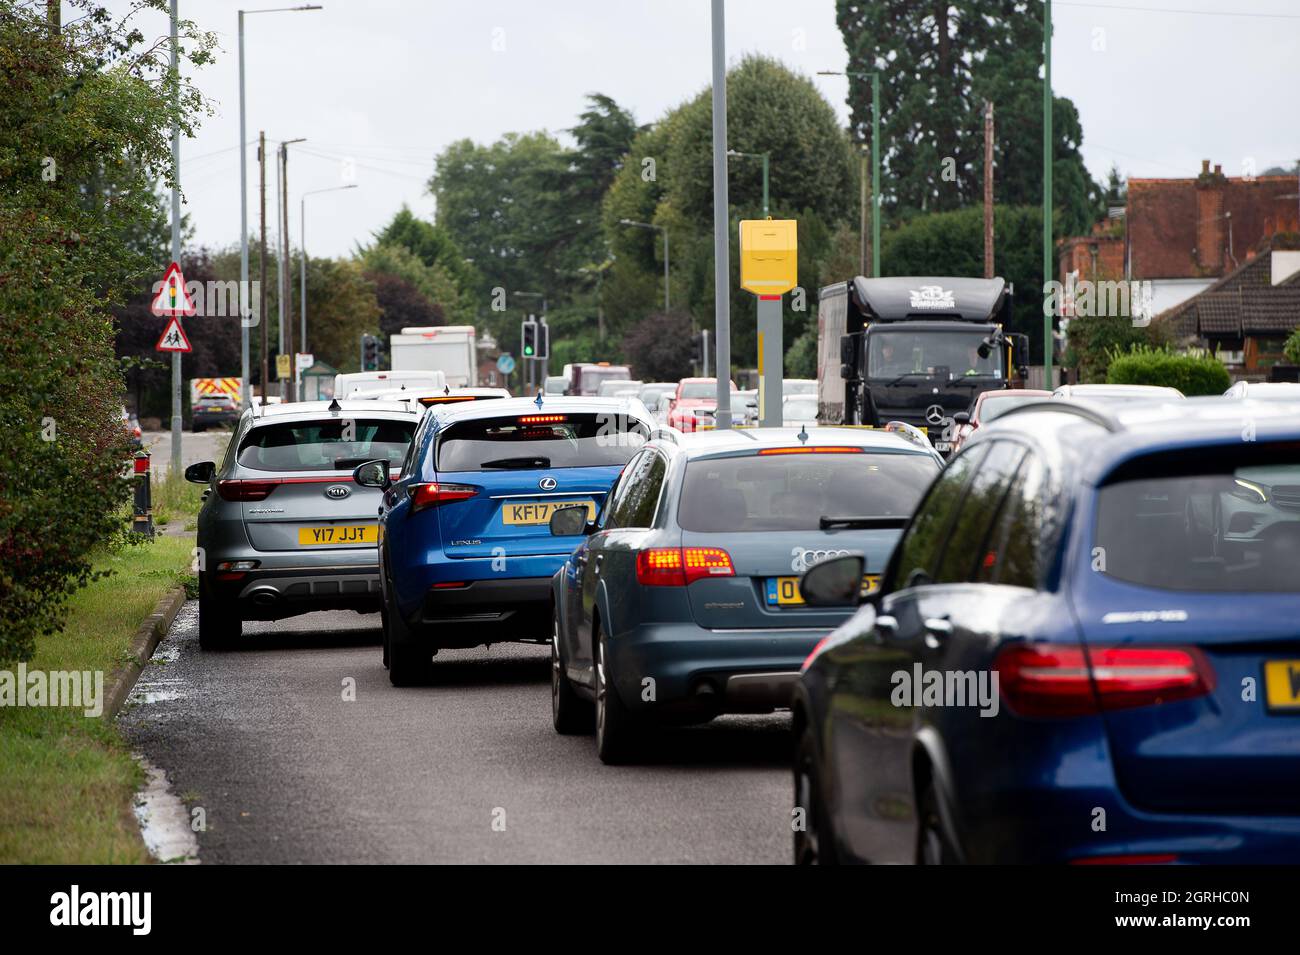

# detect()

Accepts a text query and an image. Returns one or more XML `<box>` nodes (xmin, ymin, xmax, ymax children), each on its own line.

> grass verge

<box><xmin>0</xmin><ymin>534</ymin><xmax>195</xmax><ymax>863</ymax></box>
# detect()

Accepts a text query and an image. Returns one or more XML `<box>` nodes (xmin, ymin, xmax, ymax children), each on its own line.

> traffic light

<box><xmin>361</xmin><ymin>334</ymin><xmax>381</xmax><ymax>371</ymax></box>
<box><xmin>691</xmin><ymin>331</ymin><xmax>704</xmax><ymax>365</ymax></box>
<box><xmin>536</xmin><ymin>320</ymin><xmax>549</xmax><ymax>360</ymax></box>
<box><xmin>521</xmin><ymin>319</ymin><xmax>538</xmax><ymax>358</ymax></box>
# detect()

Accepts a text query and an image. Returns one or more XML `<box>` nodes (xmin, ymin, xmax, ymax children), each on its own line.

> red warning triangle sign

<box><xmin>155</xmin><ymin>316</ymin><xmax>192</xmax><ymax>353</ymax></box>
<box><xmin>150</xmin><ymin>261</ymin><xmax>198</xmax><ymax>317</ymax></box>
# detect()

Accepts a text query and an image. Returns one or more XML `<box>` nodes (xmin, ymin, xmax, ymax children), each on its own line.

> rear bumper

<box><xmin>606</xmin><ymin>621</ymin><xmax>824</xmax><ymax>720</ymax></box>
<box><xmin>405</xmin><ymin>575</ymin><xmax>553</xmax><ymax>647</ymax></box>
<box><xmin>208</xmin><ymin>561</ymin><xmax>381</xmax><ymax>620</ymax></box>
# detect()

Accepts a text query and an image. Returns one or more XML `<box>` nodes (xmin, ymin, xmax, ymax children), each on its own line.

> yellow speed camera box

<box><xmin>739</xmin><ymin>219</ymin><xmax>797</xmax><ymax>296</ymax></box>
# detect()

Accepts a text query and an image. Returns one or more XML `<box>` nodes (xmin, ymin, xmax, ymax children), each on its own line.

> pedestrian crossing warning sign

<box><xmin>155</xmin><ymin>316</ymin><xmax>192</xmax><ymax>353</ymax></box>
<box><xmin>150</xmin><ymin>261</ymin><xmax>198</xmax><ymax>317</ymax></box>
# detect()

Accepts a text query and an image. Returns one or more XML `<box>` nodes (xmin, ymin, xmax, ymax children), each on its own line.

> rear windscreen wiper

<box><xmin>819</xmin><ymin>515</ymin><xmax>909</xmax><ymax>529</ymax></box>
<box><xmin>334</xmin><ymin>456</ymin><xmax>377</xmax><ymax>470</ymax></box>
<box><xmin>480</xmin><ymin>456</ymin><xmax>551</xmax><ymax>469</ymax></box>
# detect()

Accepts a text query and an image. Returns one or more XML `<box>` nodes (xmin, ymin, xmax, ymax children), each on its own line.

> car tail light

<box><xmin>994</xmin><ymin>644</ymin><xmax>1214</xmax><ymax>718</ymax></box>
<box><xmin>682</xmin><ymin>547</ymin><xmax>734</xmax><ymax>584</ymax></box>
<box><xmin>217</xmin><ymin>479</ymin><xmax>279</xmax><ymax>501</ymax></box>
<box><xmin>408</xmin><ymin>482</ymin><xmax>477</xmax><ymax>512</ymax></box>
<box><xmin>635</xmin><ymin>547</ymin><xmax>734</xmax><ymax>586</ymax></box>
<box><xmin>636</xmin><ymin>548</ymin><xmax>685</xmax><ymax>586</ymax></box>
<box><xmin>519</xmin><ymin>414</ymin><xmax>566</xmax><ymax>424</ymax></box>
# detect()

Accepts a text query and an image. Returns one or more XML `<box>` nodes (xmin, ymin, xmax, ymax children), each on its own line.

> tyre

<box><xmin>380</xmin><ymin>602</ymin><xmax>391</xmax><ymax>670</ymax></box>
<box><xmin>386</xmin><ymin>600</ymin><xmax>432</xmax><ymax>687</ymax></box>
<box><xmin>551</xmin><ymin>604</ymin><xmax>592</xmax><ymax>735</ymax></box>
<box><xmin>197</xmin><ymin>573</ymin><xmax>240</xmax><ymax>650</ymax></box>
<box><xmin>793</xmin><ymin>721</ymin><xmax>836</xmax><ymax>864</ymax></box>
<box><xmin>594</xmin><ymin>622</ymin><xmax>637</xmax><ymax>764</ymax></box>
<box><xmin>916</xmin><ymin>781</ymin><xmax>959</xmax><ymax>865</ymax></box>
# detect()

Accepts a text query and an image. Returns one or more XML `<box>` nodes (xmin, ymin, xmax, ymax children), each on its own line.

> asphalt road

<box><xmin>142</xmin><ymin>428</ymin><xmax>231</xmax><ymax>478</ymax></box>
<box><xmin>120</xmin><ymin>605</ymin><xmax>794</xmax><ymax>864</ymax></box>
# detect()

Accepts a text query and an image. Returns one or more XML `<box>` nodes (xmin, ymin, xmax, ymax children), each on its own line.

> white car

<box><xmin>1224</xmin><ymin>381</ymin><xmax>1300</xmax><ymax>401</ymax></box>
<box><xmin>333</xmin><ymin>370</ymin><xmax>447</xmax><ymax>398</ymax></box>
<box><xmin>1052</xmin><ymin>383</ymin><xmax>1184</xmax><ymax>406</ymax></box>
<box><xmin>782</xmin><ymin>394</ymin><xmax>819</xmax><ymax>427</ymax></box>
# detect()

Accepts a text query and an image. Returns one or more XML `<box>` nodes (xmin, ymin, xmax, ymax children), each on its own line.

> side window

<box><xmin>602</xmin><ymin>451</ymin><xmax>648</xmax><ymax>530</ymax></box>
<box><xmin>982</xmin><ymin>452</ymin><xmax>1047</xmax><ymax>588</ymax></box>
<box><xmin>401</xmin><ymin>416</ymin><xmax>429</xmax><ymax>479</ymax></box>
<box><xmin>887</xmin><ymin>444</ymin><xmax>987</xmax><ymax>592</ymax></box>
<box><xmin>606</xmin><ymin>452</ymin><xmax>664</xmax><ymax>530</ymax></box>
<box><xmin>933</xmin><ymin>441</ymin><xmax>1026</xmax><ymax>584</ymax></box>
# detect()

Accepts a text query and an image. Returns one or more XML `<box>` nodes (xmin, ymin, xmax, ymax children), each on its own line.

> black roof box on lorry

<box><xmin>850</xmin><ymin>275</ymin><xmax>1007</xmax><ymax>323</ymax></box>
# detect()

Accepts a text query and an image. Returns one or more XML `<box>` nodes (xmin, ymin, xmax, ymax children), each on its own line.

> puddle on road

<box><xmin>128</xmin><ymin>677</ymin><xmax>187</xmax><ymax>705</ymax></box>
<box><xmin>133</xmin><ymin>755</ymin><xmax>199</xmax><ymax>864</ymax></box>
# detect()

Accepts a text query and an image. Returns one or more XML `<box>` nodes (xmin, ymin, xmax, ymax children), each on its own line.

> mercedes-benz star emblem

<box><xmin>539</xmin><ymin>477</ymin><xmax>557</xmax><ymax>491</ymax></box>
<box><xmin>925</xmin><ymin>404</ymin><xmax>946</xmax><ymax>426</ymax></box>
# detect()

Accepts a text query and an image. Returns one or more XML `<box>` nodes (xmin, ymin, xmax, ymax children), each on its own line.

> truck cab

<box><xmin>817</xmin><ymin>276</ymin><xmax>1029</xmax><ymax>451</ymax></box>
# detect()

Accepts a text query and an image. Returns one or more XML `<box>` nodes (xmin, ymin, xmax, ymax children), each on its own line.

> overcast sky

<box><xmin>99</xmin><ymin>0</ymin><xmax>1300</xmax><ymax>259</ymax></box>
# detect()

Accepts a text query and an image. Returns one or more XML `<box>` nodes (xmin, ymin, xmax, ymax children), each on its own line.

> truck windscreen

<box><xmin>867</xmin><ymin>329</ymin><xmax>1002</xmax><ymax>379</ymax></box>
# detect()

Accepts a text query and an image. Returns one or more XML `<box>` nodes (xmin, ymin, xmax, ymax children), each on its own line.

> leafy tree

<box><xmin>301</xmin><ymin>259</ymin><xmax>381</xmax><ymax>373</ymax></box>
<box><xmin>0</xmin><ymin>0</ymin><xmax>214</xmax><ymax>663</ymax></box>
<box><xmin>621</xmin><ymin>311</ymin><xmax>696</xmax><ymax>382</ymax></box>
<box><xmin>837</xmin><ymin>0</ymin><xmax>1100</xmax><ymax>235</ymax></box>
<box><xmin>369</xmin><ymin>271</ymin><xmax>443</xmax><ymax>340</ymax></box>
<box><xmin>358</xmin><ymin>240</ymin><xmax>466</xmax><ymax>324</ymax></box>
<box><xmin>368</xmin><ymin>206</ymin><xmax>476</xmax><ymax>311</ymax></box>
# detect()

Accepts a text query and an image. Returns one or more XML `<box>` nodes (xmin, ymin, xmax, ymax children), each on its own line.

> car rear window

<box><xmin>677</xmin><ymin>451</ymin><xmax>939</xmax><ymax>532</ymax></box>
<box><xmin>238</xmin><ymin>418</ymin><xmax>415</xmax><ymax>472</ymax></box>
<box><xmin>1095</xmin><ymin>445</ymin><xmax>1300</xmax><ymax>592</ymax></box>
<box><xmin>436</xmin><ymin>412</ymin><xmax>648</xmax><ymax>471</ymax></box>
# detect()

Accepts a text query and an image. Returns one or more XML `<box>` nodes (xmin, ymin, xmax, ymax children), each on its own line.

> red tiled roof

<box><xmin>1128</xmin><ymin>175</ymin><xmax>1300</xmax><ymax>281</ymax></box>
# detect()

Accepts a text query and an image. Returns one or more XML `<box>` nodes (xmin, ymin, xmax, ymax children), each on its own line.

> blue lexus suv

<box><xmin>356</xmin><ymin>396</ymin><xmax>654</xmax><ymax>685</ymax></box>
<box><xmin>548</xmin><ymin>425</ymin><xmax>943</xmax><ymax>763</ymax></box>
<box><xmin>793</xmin><ymin>396</ymin><xmax>1300</xmax><ymax>864</ymax></box>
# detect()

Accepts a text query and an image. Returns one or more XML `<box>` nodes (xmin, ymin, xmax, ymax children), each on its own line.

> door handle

<box><xmin>923</xmin><ymin>616</ymin><xmax>953</xmax><ymax>649</ymax></box>
<box><xmin>593</xmin><ymin>554</ymin><xmax>603</xmax><ymax>575</ymax></box>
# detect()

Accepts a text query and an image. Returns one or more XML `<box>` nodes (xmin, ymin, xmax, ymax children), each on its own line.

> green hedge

<box><xmin>1105</xmin><ymin>345</ymin><xmax>1230</xmax><ymax>396</ymax></box>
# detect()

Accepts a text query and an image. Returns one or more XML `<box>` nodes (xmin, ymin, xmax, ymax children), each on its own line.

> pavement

<box><xmin>119</xmin><ymin>605</ymin><xmax>794</xmax><ymax>864</ymax></box>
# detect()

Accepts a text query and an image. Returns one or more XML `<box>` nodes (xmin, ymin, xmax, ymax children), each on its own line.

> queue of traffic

<box><xmin>183</xmin><ymin>319</ymin><xmax>1300</xmax><ymax>864</ymax></box>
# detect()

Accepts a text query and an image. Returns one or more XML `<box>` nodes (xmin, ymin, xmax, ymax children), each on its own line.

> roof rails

<box><xmin>995</xmin><ymin>399</ymin><xmax>1122</xmax><ymax>433</ymax></box>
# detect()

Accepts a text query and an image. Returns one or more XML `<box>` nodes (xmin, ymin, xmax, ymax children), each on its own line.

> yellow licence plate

<box><xmin>297</xmin><ymin>525</ymin><xmax>377</xmax><ymax>546</ymax></box>
<box><xmin>766</xmin><ymin>574</ymin><xmax>880</xmax><ymax>606</ymax></box>
<box><xmin>501</xmin><ymin>500</ymin><xmax>596</xmax><ymax>526</ymax></box>
<box><xmin>1264</xmin><ymin>660</ymin><xmax>1300</xmax><ymax>711</ymax></box>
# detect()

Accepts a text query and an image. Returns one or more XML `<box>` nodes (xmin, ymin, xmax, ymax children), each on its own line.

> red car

<box><xmin>667</xmin><ymin>377</ymin><xmax>739</xmax><ymax>432</ymax></box>
<box><xmin>948</xmin><ymin>388</ymin><xmax>1052</xmax><ymax>454</ymax></box>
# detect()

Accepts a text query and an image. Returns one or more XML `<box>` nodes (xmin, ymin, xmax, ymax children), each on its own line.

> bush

<box><xmin>1105</xmin><ymin>344</ymin><xmax>1230</xmax><ymax>396</ymax></box>
<box><xmin>1284</xmin><ymin>326</ymin><xmax>1300</xmax><ymax>366</ymax></box>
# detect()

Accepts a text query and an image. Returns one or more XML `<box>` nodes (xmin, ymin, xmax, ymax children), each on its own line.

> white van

<box><xmin>333</xmin><ymin>369</ymin><xmax>447</xmax><ymax>398</ymax></box>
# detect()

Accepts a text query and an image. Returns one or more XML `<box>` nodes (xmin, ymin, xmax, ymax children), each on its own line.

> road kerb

<box><xmin>104</xmin><ymin>585</ymin><xmax>188</xmax><ymax>720</ymax></box>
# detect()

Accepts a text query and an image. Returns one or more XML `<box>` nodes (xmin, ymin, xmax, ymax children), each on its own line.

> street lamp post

<box><xmin>300</xmin><ymin>184</ymin><xmax>357</xmax><ymax>371</ymax></box>
<box><xmin>238</xmin><ymin>4</ymin><xmax>321</xmax><ymax>412</ymax></box>
<box><xmin>276</xmin><ymin>137</ymin><xmax>305</xmax><ymax>401</ymax></box>
<box><xmin>727</xmin><ymin>150</ymin><xmax>770</xmax><ymax>218</ymax></box>
<box><xmin>618</xmin><ymin>218</ymin><xmax>669</xmax><ymax>313</ymax></box>
<box><xmin>817</xmin><ymin>70</ymin><xmax>880</xmax><ymax>277</ymax></box>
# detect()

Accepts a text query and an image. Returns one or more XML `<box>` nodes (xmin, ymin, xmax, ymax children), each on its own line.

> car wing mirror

<box><xmin>799</xmin><ymin>553</ymin><xmax>867</xmax><ymax>607</ymax></box>
<box><xmin>352</xmin><ymin>459</ymin><xmax>391</xmax><ymax>490</ymax></box>
<box><xmin>184</xmin><ymin>461</ymin><xmax>215</xmax><ymax>484</ymax></box>
<box><xmin>548</xmin><ymin>505</ymin><xmax>590</xmax><ymax>537</ymax></box>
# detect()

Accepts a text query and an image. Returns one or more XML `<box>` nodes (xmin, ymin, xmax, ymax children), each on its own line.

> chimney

<box><xmin>1195</xmin><ymin>160</ymin><xmax>1226</xmax><ymax>273</ymax></box>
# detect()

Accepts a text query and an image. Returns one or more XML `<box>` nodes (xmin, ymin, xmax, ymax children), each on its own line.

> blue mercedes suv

<box><xmin>355</xmin><ymin>396</ymin><xmax>654</xmax><ymax>685</ymax></box>
<box><xmin>547</xmin><ymin>425</ymin><xmax>943</xmax><ymax>763</ymax></box>
<box><xmin>793</xmin><ymin>396</ymin><xmax>1300</xmax><ymax>864</ymax></box>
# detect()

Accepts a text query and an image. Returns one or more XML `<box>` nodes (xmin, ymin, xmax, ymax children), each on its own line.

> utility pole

<box><xmin>281</xmin><ymin>143</ymin><xmax>295</xmax><ymax>402</ymax></box>
<box><xmin>258</xmin><ymin>130</ymin><xmax>269</xmax><ymax>400</ymax></box>
<box><xmin>1043</xmin><ymin>0</ymin><xmax>1054</xmax><ymax>385</ymax></box>
<box><xmin>984</xmin><ymin>100</ymin><xmax>995</xmax><ymax>279</ymax></box>
<box><xmin>710</xmin><ymin>0</ymin><xmax>731</xmax><ymax>427</ymax></box>
<box><xmin>275</xmin><ymin>144</ymin><xmax>285</xmax><ymax>399</ymax></box>
<box><xmin>169</xmin><ymin>0</ymin><xmax>182</xmax><ymax>477</ymax></box>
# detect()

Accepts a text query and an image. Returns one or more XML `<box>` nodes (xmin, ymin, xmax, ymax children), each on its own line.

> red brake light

<box><xmin>636</xmin><ymin>548</ymin><xmax>685</xmax><ymax>586</ymax></box>
<box><xmin>420</xmin><ymin>396</ymin><xmax>476</xmax><ymax>405</ymax></box>
<box><xmin>518</xmin><ymin>414</ymin><xmax>566</xmax><ymax>425</ymax></box>
<box><xmin>994</xmin><ymin>644</ymin><xmax>1213</xmax><ymax>718</ymax></box>
<box><xmin>758</xmin><ymin>446</ymin><xmax>863</xmax><ymax>455</ymax></box>
<box><xmin>217</xmin><ymin>479</ymin><xmax>278</xmax><ymax>502</ymax></box>
<box><xmin>682</xmin><ymin>547</ymin><xmax>734</xmax><ymax>584</ymax></box>
<box><xmin>408</xmin><ymin>482</ymin><xmax>477</xmax><ymax>511</ymax></box>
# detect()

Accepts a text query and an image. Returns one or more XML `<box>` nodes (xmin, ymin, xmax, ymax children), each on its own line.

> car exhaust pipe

<box><xmin>247</xmin><ymin>587</ymin><xmax>281</xmax><ymax>607</ymax></box>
